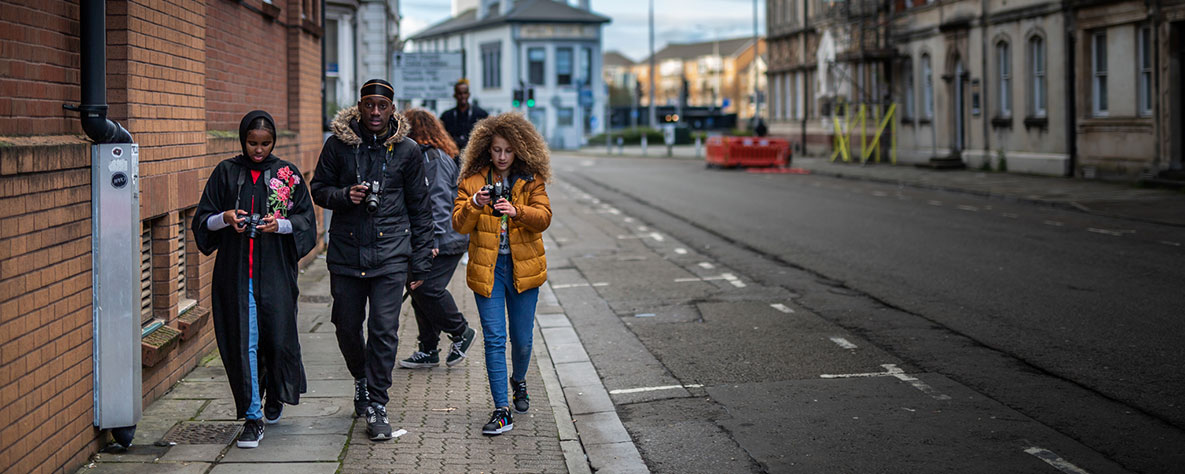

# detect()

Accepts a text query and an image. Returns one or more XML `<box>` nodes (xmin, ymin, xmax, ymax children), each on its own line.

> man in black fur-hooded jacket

<box><xmin>310</xmin><ymin>79</ymin><xmax>432</xmax><ymax>442</ymax></box>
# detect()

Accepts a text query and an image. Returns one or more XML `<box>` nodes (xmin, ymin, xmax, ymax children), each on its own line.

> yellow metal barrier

<box><xmin>831</xmin><ymin>103</ymin><xmax>897</xmax><ymax>165</ymax></box>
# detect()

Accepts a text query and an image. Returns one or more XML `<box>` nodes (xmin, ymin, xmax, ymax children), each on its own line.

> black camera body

<box><xmin>481</xmin><ymin>182</ymin><xmax>512</xmax><ymax>216</ymax></box>
<box><xmin>245</xmin><ymin>213</ymin><xmax>263</xmax><ymax>239</ymax></box>
<box><xmin>362</xmin><ymin>180</ymin><xmax>382</xmax><ymax>213</ymax></box>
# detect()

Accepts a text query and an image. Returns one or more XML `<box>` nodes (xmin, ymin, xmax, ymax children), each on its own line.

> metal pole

<box><xmin>753</xmin><ymin>0</ymin><xmax>760</xmax><ymax>120</ymax></box>
<box><xmin>649</xmin><ymin>0</ymin><xmax>656</xmax><ymax>130</ymax></box>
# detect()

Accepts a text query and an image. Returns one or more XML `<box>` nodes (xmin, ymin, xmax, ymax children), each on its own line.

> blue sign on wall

<box><xmin>722</xmin><ymin>98</ymin><xmax>731</xmax><ymax>108</ymax></box>
<box><xmin>579</xmin><ymin>88</ymin><xmax>594</xmax><ymax>107</ymax></box>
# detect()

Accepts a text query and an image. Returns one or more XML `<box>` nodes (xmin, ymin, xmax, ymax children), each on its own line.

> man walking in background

<box><xmin>440</xmin><ymin>79</ymin><xmax>489</xmax><ymax>156</ymax></box>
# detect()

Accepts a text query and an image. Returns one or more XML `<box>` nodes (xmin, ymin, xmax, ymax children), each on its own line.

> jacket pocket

<box><xmin>375</xmin><ymin>226</ymin><xmax>411</xmax><ymax>259</ymax></box>
<box><xmin>327</xmin><ymin>227</ymin><xmax>359</xmax><ymax>267</ymax></box>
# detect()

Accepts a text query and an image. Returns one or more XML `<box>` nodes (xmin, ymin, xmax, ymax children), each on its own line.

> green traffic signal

<box><xmin>513</xmin><ymin>100</ymin><xmax>521</xmax><ymax>107</ymax></box>
<box><xmin>526</xmin><ymin>99</ymin><xmax>535</xmax><ymax>107</ymax></box>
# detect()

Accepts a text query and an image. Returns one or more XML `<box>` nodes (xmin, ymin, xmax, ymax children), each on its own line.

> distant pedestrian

<box><xmin>192</xmin><ymin>110</ymin><xmax>318</xmax><ymax>449</ymax></box>
<box><xmin>398</xmin><ymin>108</ymin><xmax>476</xmax><ymax>370</ymax></box>
<box><xmin>310</xmin><ymin>79</ymin><xmax>434</xmax><ymax>441</ymax></box>
<box><xmin>440</xmin><ymin>78</ymin><xmax>489</xmax><ymax>156</ymax></box>
<box><xmin>452</xmin><ymin>113</ymin><xmax>552</xmax><ymax>435</ymax></box>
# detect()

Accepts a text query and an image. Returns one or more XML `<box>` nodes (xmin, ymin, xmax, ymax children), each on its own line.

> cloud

<box><xmin>401</xmin><ymin>16</ymin><xmax>433</xmax><ymax>38</ymax></box>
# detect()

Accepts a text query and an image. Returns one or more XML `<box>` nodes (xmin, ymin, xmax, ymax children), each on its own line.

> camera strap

<box><xmin>234</xmin><ymin>165</ymin><xmax>271</xmax><ymax>214</ymax></box>
<box><xmin>353</xmin><ymin>146</ymin><xmax>389</xmax><ymax>191</ymax></box>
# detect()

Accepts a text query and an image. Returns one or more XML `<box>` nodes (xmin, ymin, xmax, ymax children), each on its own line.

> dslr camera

<box><xmin>361</xmin><ymin>180</ymin><xmax>382</xmax><ymax>213</ymax></box>
<box><xmin>245</xmin><ymin>213</ymin><xmax>264</xmax><ymax>239</ymax></box>
<box><xmin>481</xmin><ymin>182</ymin><xmax>512</xmax><ymax>217</ymax></box>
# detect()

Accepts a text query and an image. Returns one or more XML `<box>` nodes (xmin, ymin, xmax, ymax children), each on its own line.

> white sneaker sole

<box><xmin>482</xmin><ymin>423</ymin><xmax>513</xmax><ymax>435</ymax></box>
<box><xmin>399</xmin><ymin>360</ymin><xmax>438</xmax><ymax>369</ymax></box>
<box><xmin>236</xmin><ymin>431</ymin><xmax>263</xmax><ymax>448</ymax></box>
<box><xmin>445</xmin><ymin>353</ymin><xmax>468</xmax><ymax>367</ymax></box>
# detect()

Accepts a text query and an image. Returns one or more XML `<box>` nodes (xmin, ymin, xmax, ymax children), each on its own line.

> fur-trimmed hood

<box><xmin>330</xmin><ymin>105</ymin><xmax>411</xmax><ymax>148</ymax></box>
<box><xmin>459</xmin><ymin>112</ymin><xmax>551</xmax><ymax>183</ymax></box>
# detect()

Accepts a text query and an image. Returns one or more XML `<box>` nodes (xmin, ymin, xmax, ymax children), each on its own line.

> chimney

<box><xmin>579</xmin><ymin>0</ymin><xmax>590</xmax><ymax>10</ymax></box>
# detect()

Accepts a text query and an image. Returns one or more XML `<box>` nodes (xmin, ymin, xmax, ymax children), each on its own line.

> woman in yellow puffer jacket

<box><xmin>452</xmin><ymin>112</ymin><xmax>551</xmax><ymax>436</ymax></box>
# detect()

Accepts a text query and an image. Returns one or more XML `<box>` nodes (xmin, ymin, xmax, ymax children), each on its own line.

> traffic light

<box><xmin>526</xmin><ymin>87</ymin><xmax>536</xmax><ymax>108</ymax></box>
<box><xmin>513</xmin><ymin>88</ymin><xmax>524</xmax><ymax>108</ymax></box>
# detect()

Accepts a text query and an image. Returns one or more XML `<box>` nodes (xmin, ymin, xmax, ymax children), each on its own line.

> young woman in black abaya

<box><xmin>192</xmin><ymin>110</ymin><xmax>317</xmax><ymax>448</ymax></box>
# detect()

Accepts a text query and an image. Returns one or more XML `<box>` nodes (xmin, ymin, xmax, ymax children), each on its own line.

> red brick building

<box><xmin>0</xmin><ymin>1</ymin><xmax>324</xmax><ymax>471</ymax></box>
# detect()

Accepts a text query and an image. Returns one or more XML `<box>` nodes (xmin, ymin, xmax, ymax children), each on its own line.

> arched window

<box><xmin>903</xmin><ymin>57</ymin><xmax>915</xmax><ymax>118</ymax></box>
<box><xmin>996</xmin><ymin>40</ymin><xmax>1011</xmax><ymax>117</ymax></box>
<box><xmin>1028</xmin><ymin>35</ymin><xmax>1046</xmax><ymax>118</ymax></box>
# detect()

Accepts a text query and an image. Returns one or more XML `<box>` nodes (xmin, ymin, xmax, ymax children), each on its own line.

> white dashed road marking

<box><xmin>829</xmin><ymin>337</ymin><xmax>858</xmax><ymax>349</ymax></box>
<box><xmin>698</xmin><ymin>262</ymin><xmax>715</xmax><ymax>269</ymax></box>
<box><xmin>770</xmin><ymin>303</ymin><xmax>794</xmax><ymax>313</ymax></box>
<box><xmin>674</xmin><ymin>248</ymin><xmax>688</xmax><ymax>255</ymax></box>
<box><xmin>1023</xmin><ymin>447</ymin><xmax>1091</xmax><ymax>474</ymax></box>
<box><xmin>820</xmin><ymin>364</ymin><xmax>951</xmax><ymax>400</ymax></box>
<box><xmin>550</xmin><ymin>282</ymin><xmax>610</xmax><ymax>289</ymax></box>
<box><xmin>609</xmin><ymin>384</ymin><xmax>704</xmax><ymax>395</ymax></box>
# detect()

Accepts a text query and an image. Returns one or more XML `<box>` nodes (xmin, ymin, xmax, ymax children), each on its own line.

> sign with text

<box><xmin>392</xmin><ymin>52</ymin><xmax>464</xmax><ymax>100</ymax></box>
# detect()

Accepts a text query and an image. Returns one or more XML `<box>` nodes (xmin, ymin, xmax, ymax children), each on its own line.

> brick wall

<box><xmin>0</xmin><ymin>0</ymin><xmax>324</xmax><ymax>472</ymax></box>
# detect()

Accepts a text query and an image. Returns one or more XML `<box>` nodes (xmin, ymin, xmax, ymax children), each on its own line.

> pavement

<box><xmin>76</xmin><ymin>252</ymin><xmax>632</xmax><ymax>473</ymax></box>
<box><xmin>578</xmin><ymin>144</ymin><xmax>1185</xmax><ymax>227</ymax></box>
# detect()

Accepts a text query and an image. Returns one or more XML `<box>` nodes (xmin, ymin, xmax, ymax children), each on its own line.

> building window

<box><xmin>903</xmin><ymin>58</ymin><xmax>915</xmax><ymax>119</ymax></box>
<box><xmin>1091</xmin><ymin>30</ymin><xmax>1107</xmax><ymax>116</ymax></box>
<box><xmin>482</xmin><ymin>42</ymin><xmax>502</xmax><ymax>89</ymax></box>
<box><xmin>557</xmin><ymin>107</ymin><xmax>575</xmax><ymax>126</ymax></box>
<box><xmin>140</xmin><ymin>222</ymin><xmax>153</xmax><ymax>325</ymax></box>
<box><xmin>996</xmin><ymin>41</ymin><xmax>1011</xmax><ymax>117</ymax></box>
<box><xmin>582</xmin><ymin>47</ymin><xmax>593</xmax><ymax>86</ymax></box>
<box><xmin>794</xmin><ymin>72</ymin><xmax>804</xmax><ymax>119</ymax></box>
<box><xmin>1029</xmin><ymin>36</ymin><xmax>1046</xmax><ymax>118</ymax></box>
<box><xmin>921</xmin><ymin>54</ymin><xmax>933</xmax><ymax>120</ymax></box>
<box><xmin>1138</xmin><ymin>26</ymin><xmax>1152</xmax><ymax>117</ymax></box>
<box><xmin>528</xmin><ymin>47</ymin><xmax>546</xmax><ymax>85</ymax></box>
<box><xmin>556</xmin><ymin>47</ymin><xmax>573</xmax><ymax>86</ymax></box>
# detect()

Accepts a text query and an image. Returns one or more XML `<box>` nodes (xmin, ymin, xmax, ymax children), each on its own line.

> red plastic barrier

<box><xmin>705</xmin><ymin>136</ymin><xmax>791</xmax><ymax>168</ymax></box>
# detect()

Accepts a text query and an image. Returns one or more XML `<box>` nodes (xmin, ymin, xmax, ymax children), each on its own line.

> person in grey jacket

<box><xmin>399</xmin><ymin>108</ymin><xmax>476</xmax><ymax>369</ymax></box>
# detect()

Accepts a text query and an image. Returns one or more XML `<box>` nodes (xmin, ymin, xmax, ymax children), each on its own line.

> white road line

<box><xmin>729</xmin><ymin>280</ymin><xmax>747</xmax><ymax>288</ymax></box>
<box><xmin>698</xmin><ymin>262</ymin><xmax>715</xmax><ymax>269</ymax></box>
<box><xmin>674</xmin><ymin>248</ymin><xmax>688</xmax><ymax>255</ymax></box>
<box><xmin>871</xmin><ymin>191</ymin><xmax>888</xmax><ymax>197</ymax></box>
<box><xmin>820</xmin><ymin>364</ymin><xmax>951</xmax><ymax>400</ymax></box>
<box><xmin>637</xmin><ymin>225</ymin><xmax>648</xmax><ymax>231</ymax></box>
<box><xmin>720</xmin><ymin>273</ymin><xmax>746</xmax><ymax>287</ymax></box>
<box><xmin>1087</xmin><ymin>227</ymin><xmax>1132</xmax><ymax>236</ymax></box>
<box><xmin>928</xmin><ymin>200</ymin><xmax>943</xmax><ymax>206</ymax></box>
<box><xmin>1023</xmin><ymin>447</ymin><xmax>1091</xmax><ymax>474</ymax></box>
<box><xmin>1044</xmin><ymin>220</ymin><xmax>1064</xmax><ymax>226</ymax></box>
<box><xmin>649</xmin><ymin>232</ymin><xmax>665</xmax><ymax>242</ymax></box>
<box><xmin>1002</xmin><ymin>213</ymin><xmax>1019</xmax><ymax>218</ymax></box>
<box><xmin>674</xmin><ymin>277</ymin><xmax>703</xmax><ymax>283</ymax></box>
<box><xmin>609</xmin><ymin>384</ymin><xmax>704</xmax><ymax>395</ymax></box>
<box><xmin>550</xmin><ymin>282</ymin><xmax>610</xmax><ymax>289</ymax></box>
<box><xmin>1159</xmin><ymin>241</ymin><xmax>1182</xmax><ymax>247</ymax></box>
<box><xmin>623</xmin><ymin>217</ymin><xmax>635</xmax><ymax>223</ymax></box>
<box><xmin>829</xmin><ymin>337</ymin><xmax>858</xmax><ymax>349</ymax></box>
<box><xmin>957</xmin><ymin>205</ymin><xmax>979</xmax><ymax>212</ymax></box>
<box><xmin>770</xmin><ymin>303</ymin><xmax>794</xmax><ymax>313</ymax></box>
<box><xmin>616</xmin><ymin>235</ymin><xmax>644</xmax><ymax>239</ymax></box>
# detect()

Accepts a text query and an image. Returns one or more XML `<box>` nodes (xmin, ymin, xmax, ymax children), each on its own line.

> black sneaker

<box><xmin>481</xmin><ymin>408</ymin><xmax>513</xmax><ymax>435</ymax></box>
<box><xmin>446</xmin><ymin>327</ymin><xmax>476</xmax><ymax>367</ymax></box>
<box><xmin>399</xmin><ymin>349</ymin><xmax>439</xmax><ymax>369</ymax></box>
<box><xmin>263</xmin><ymin>398</ymin><xmax>283</xmax><ymax>425</ymax></box>
<box><xmin>236</xmin><ymin>419</ymin><xmax>265</xmax><ymax>448</ymax></box>
<box><xmin>353</xmin><ymin>378</ymin><xmax>369</xmax><ymax>418</ymax></box>
<box><xmin>366</xmin><ymin>404</ymin><xmax>393</xmax><ymax>441</ymax></box>
<box><xmin>511</xmin><ymin>379</ymin><xmax>530</xmax><ymax>413</ymax></box>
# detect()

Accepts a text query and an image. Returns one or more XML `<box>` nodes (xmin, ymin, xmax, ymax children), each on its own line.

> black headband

<box><xmin>361</xmin><ymin>79</ymin><xmax>394</xmax><ymax>102</ymax></box>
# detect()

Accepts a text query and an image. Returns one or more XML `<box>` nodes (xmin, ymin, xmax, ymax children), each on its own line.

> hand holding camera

<box><xmin>245</xmin><ymin>213</ymin><xmax>264</xmax><ymax>239</ymax></box>
<box><xmin>223</xmin><ymin>209</ymin><xmax>249</xmax><ymax>233</ymax></box>
<box><xmin>348</xmin><ymin>183</ymin><xmax>370</xmax><ymax>205</ymax></box>
<box><xmin>480</xmin><ymin>182</ymin><xmax>514</xmax><ymax>217</ymax></box>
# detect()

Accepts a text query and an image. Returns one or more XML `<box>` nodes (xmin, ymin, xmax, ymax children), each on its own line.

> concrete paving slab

<box><xmin>76</xmin><ymin>462</ymin><xmax>212</xmax><ymax>474</ymax></box>
<box><xmin>162</xmin><ymin>381</ymin><xmax>233</xmax><ymax>400</ymax></box>
<box><xmin>536</xmin><ymin>312</ymin><xmax>571</xmax><ymax>328</ymax></box>
<box><xmin>583</xmin><ymin>442</ymin><xmax>648</xmax><ymax>473</ymax></box>
<box><xmin>573</xmin><ymin>412</ymin><xmax>633</xmax><ymax>445</ymax></box>
<box><xmin>265</xmin><ymin>414</ymin><xmax>354</xmax><ymax>435</ymax></box>
<box><xmin>547</xmin><ymin>342</ymin><xmax>591</xmax><ymax>365</ymax></box>
<box><xmin>563</xmin><ymin>385</ymin><xmax>615</xmax><ymax>415</ymax></box>
<box><xmin>159</xmin><ymin>444</ymin><xmax>226</xmax><ymax>463</ymax></box>
<box><xmin>200</xmin><ymin>397</ymin><xmax>351</xmax><ymax>421</ymax></box>
<box><xmin>219</xmin><ymin>434</ymin><xmax>346</xmax><ymax>463</ymax></box>
<box><xmin>561</xmin><ymin>440</ymin><xmax>593</xmax><ymax>474</ymax></box>
<box><xmin>555</xmin><ymin>361</ymin><xmax>602</xmax><ymax>388</ymax></box>
<box><xmin>541</xmin><ymin>326</ymin><xmax>582</xmax><ymax>346</ymax></box>
<box><xmin>208</xmin><ymin>463</ymin><xmax>338</xmax><ymax>474</ymax></box>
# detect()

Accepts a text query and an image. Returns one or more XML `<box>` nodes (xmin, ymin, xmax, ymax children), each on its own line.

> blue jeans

<box><xmin>475</xmin><ymin>254</ymin><xmax>539</xmax><ymax>408</ymax></box>
<box><xmin>246</xmin><ymin>279</ymin><xmax>262</xmax><ymax>420</ymax></box>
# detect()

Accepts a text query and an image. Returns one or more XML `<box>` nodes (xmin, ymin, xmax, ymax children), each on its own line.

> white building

<box><xmin>324</xmin><ymin>0</ymin><xmax>401</xmax><ymax>125</ymax></box>
<box><xmin>406</xmin><ymin>0</ymin><xmax>611</xmax><ymax>149</ymax></box>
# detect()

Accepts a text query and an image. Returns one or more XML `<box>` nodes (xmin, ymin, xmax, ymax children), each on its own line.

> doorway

<box><xmin>953</xmin><ymin>60</ymin><xmax>966</xmax><ymax>156</ymax></box>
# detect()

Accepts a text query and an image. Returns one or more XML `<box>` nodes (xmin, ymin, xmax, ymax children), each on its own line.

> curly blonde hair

<box><xmin>459</xmin><ymin>112</ymin><xmax>551</xmax><ymax>183</ymax></box>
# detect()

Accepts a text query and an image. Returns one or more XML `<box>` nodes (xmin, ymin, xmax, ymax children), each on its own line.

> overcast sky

<box><xmin>400</xmin><ymin>0</ymin><xmax>766</xmax><ymax>61</ymax></box>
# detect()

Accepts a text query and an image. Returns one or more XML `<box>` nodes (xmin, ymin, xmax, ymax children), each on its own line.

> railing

<box><xmin>830</xmin><ymin>102</ymin><xmax>898</xmax><ymax>165</ymax></box>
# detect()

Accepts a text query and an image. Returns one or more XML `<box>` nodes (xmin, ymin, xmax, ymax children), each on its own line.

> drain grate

<box><xmin>299</xmin><ymin>295</ymin><xmax>331</xmax><ymax>303</ymax></box>
<box><xmin>160</xmin><ymin>422</ymin><xmax>241</xmax><ymax>445</ymax></box>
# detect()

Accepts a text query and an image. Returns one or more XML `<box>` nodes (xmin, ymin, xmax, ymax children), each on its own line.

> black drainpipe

<box><xmin>65</xmin><ymin>0</ymin><xmax>133</xmax><ymax>144</ymax></box>
<box><xmin>1064</xmin><ymin>2</ymin><xmax>1076</xmax><ymax>177</ymax></box>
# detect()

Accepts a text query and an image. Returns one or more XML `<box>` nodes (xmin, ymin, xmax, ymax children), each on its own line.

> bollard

<box><xmin>667</xmin><ymin>144</ymin><xmax>673</xmax><ymax>157</ymax></box>
<box><xmin>617</xmin><ymin>136</ymin><xmax>624</xmax><ymax>155</ymax></box>
<box><xmin>641</xmin><ymin>135</ymin><xmax>648</xmax><ymax>156</ymax></box>
<box><xmin>695</xmin><ymin>137</ymin><xmax>702</xmax><ymax>158</ymax></box>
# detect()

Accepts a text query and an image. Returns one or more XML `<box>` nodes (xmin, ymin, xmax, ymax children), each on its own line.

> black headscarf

<box><xmin>233</xmin><ymin>110</ymin><xmax>280</xmax><ymax>171</ymax></box>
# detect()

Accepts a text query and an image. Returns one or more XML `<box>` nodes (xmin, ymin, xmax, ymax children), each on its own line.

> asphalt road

<box><xmin>543</xmin><ymin>152</ymin><xmax>1185</xmax><ymax>473</ymax></box>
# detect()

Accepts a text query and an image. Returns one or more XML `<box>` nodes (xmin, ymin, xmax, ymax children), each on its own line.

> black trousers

<box><xmin>408</xmin><ymin>252</ymin><xmax>469</xmax><ymax>351</ymax></box>
<box><xmin>329</xmin><ymin>271</ymin><xmax>406</xmax><ymax>406</ymax></box>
